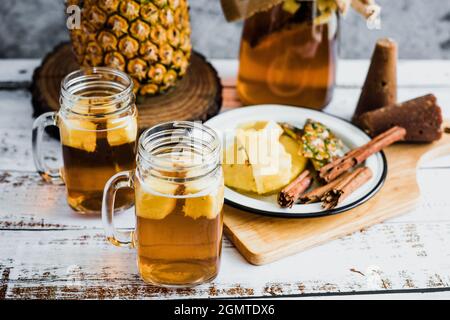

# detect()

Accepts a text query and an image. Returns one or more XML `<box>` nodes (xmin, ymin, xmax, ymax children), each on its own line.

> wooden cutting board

<box><xmin>223</xmin><ymin>125</ymin><xmax>450</xmax><ymax>265</ymax></box>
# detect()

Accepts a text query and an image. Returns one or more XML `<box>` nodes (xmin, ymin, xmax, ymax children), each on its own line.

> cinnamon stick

<box><xmin>299</xmin><ymin>171</ymin><xmax>353</xmax><ymax>204</ymax></box>
<box><xmin>278</xmin><ymin>170</ymin><xmax>312</xmax><ymax>208</ymax></box>
<box><xmin>321</xmin><ymin>125</ymin><xmax>401</xmax><ymax>173</ymax></box>
<box><xmin>320</xmin><ymin>126</ymin><xmax>406</xmax><ymax>183</ymax></box>
<box><xmin>322</xmin><ymin>167</ymin><xmax>373</xmax><ymax>210</ymax></box>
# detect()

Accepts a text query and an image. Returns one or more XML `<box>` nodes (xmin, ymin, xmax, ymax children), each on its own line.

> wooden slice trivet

<box><xmin>31</xmin><ymin>43</ymin><xmax>222</xmax><ymax>131</ymax></box>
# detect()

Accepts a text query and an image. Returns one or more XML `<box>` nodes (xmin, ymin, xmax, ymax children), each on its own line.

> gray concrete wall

<box><xmin>0</xmin><ymin>0</ymin><xmax>449</xmax><ymax>59</ymax></box>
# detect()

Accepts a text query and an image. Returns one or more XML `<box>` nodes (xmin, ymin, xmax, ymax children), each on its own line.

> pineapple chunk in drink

<box><xmin>106</xmin><ymin>116</ymin><xmax>138</xmax><ymax>147</ymax></box>
<box><xmin>183</xmin><ymin>177</ymin><xmax>224</xmax><ymax>220</ymax></box>
<box><xmin>59</xmin><ymin>118</ymin><xmax>97</xmax><ymax>152</ymax></box>
<box><xmin>136</xmin><ymin>176</ymin><xmax>178</xmax><ymax>220</ymax></box>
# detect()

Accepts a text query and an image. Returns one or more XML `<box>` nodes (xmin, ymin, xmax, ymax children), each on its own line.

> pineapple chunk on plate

<box><xmin>223</xmin><ymin>139</ymin><xmax>258</xmax><ymax>193</ymax></box>
<box><xmin>205</xmin><ymin>105</ymin><xmax>386</xmax><ymax>217</ymax></box>
<box><xmin>136</xmin><ymin>176</ymin><xmax>178</xmax><ymax>220</ymax></box>
<box><xmin>279</xmin><ymin>135</ymin><xmax>308</xmax><ymax>181</ymax></box>
<box><xmin>106</xmin><ymin>117</ymin><xmax>138</xmax><ymax>146</ymax></box>
<box><xmin>59</xmin><ymin>118</ymin><xmax>97</xmax><ymax>152</ymax></box>
<box><xmin>234</xmin><ymin>121</ymin><xmax>293</xmax><ymax>195</ymax></box>
<box><xmin>222</xmin><ymin>122</ymin><xmax>308</xmax><ymax>196</ymax></box>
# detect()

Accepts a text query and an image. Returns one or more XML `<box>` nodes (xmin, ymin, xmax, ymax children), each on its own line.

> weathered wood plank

<box><xmin>0</xmin><ymin>166</ymin><xmax>448</xmax><ymax>301</ymax></box>
<box><xmin>0</xmin><ymin>90</ymin><xmax>34</xmax><ymax>129</ymax></box>
<box><xmin>334</xmin><ymin>60</ymin><xmax>450</xmax><ymax>88</ymax></box>
<box><xmin>1</xmin><ymin>168</ymin><xmax>450</xmax><ymax>231</ymax></box>
<box><xmin>1</xmin><ymin>88</ymin><xmax>449</xmax><ymax>172</ymax></box>
<box><xmin>0</xmin><ymin>90</ymin><xmax>61</xmax><ymax>172</ymax></box>
<box><xmin>0</xmin><ymin>60</ymin><xmax>38</xmax><ymax>88</ymax></box>
<box><xmin>0</xmin><ymin>170</ymin><xmax>133</xmax><ymax>231</ymax></box>
<box><xmin>1</xmin><ymin>220</ymin><xmax>450</xmax><ymax>299</ymax></box>
<box><xmin>0</xmin><ymin>85</ymin><xmax>448</xmax><ymax>229</ymax></box>
<box><xmin>1</xmin><ymin>59</ymin><xmax>450</xmax><ymax>299</ymax></box>
<box><xmin>1</xmin><ymin>59</ymin><xmax>450</xmax><ymax>88</ymax></box>
<box><xmin>277</xmin><ymin>291</ymin><xmax>450</xmax><ymax>300</ymax></box>
<box><xmin>0</xmin><ymin>129</ymin><xmax>61</xmax><ymax>174</ymax></box>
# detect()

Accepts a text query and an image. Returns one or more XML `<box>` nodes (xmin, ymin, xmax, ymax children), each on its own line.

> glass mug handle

<box><xmin>32</xmin><ymin>112</ymin><xmax>64</xmax><ymax>185</ymax></box>
<box><xmin>102</xmin><ymin>171</ymin><xmax>134</xmax><ymax>248</ymax></box>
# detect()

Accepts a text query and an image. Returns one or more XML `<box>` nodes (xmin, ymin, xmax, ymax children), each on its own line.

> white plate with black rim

<box><xmin>204</xmin><ymin>105</ymin><xmax>387</xmax><ymax>218</ymax></box>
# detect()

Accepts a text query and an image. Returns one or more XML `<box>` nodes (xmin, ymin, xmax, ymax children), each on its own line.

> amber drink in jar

<box><xmin>237</xmin><ymin>1</ymin><xmax>339</xmax><ymax>109</ymax></box>
<box><xmin>32</xmin><ymin>67</ymin><xmax>138</xmax><ymax>214</ymax></box>
<box><xmin>103</xmin><ymin>121</ymin><xmax>224</xmax><ymax>287</ymax></box>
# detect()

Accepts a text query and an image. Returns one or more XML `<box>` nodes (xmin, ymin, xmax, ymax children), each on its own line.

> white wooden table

<box><xmin>1</xmin><ymin>59</ymin><xmax>450</xmax><ymax>300</ymax></box>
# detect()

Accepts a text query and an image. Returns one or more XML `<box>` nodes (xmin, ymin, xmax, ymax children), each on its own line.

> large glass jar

<box><xmin>237</xmin><ymin>1</ymin><xmax>339</xmax><ymax>109</ymax></box>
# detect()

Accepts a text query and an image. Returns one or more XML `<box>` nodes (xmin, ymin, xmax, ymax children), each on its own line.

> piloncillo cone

<box><xmin>352</xmin><ymin>38</ymin><xmax>398</xmax><ymax>124</ymax></box>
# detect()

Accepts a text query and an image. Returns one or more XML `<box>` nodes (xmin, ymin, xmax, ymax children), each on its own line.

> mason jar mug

<box><xmin>102</xmin><ymin>121</ymin><xmax>224</xmax><ymax>287</ymax></box>
<box><xmin>32</xmin><ymin>67</ymin><xmax>138</xmax><ymax>214</ymax></box>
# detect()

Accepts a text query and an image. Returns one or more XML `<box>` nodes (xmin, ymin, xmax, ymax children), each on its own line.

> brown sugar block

<box><xmin>359</xmin><ymin>94</ymin><xmax>443</xmax><ymax>142</ymax></box>
<box><xmin>353</xmin><ymin>38</ymin><xmax>398</xmax><ymax>124</ymax></box>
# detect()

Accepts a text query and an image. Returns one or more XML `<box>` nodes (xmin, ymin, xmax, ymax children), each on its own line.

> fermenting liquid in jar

<box><xmin>237</xmin><ymin>2</ymin><xmax>338</xmax><ymax>109</ymax></box>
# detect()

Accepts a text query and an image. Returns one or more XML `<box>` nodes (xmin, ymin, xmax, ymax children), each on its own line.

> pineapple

<box><xmin>67</xmin><ymin>0</ymin><xmax>192</xmax><ymax>96</ymax></box>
